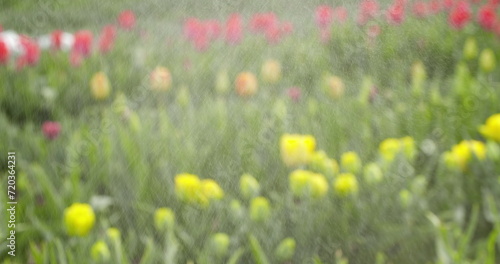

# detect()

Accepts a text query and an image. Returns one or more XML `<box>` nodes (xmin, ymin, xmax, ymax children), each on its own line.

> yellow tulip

<box><xmin>64</xmin><ymin>203</ymin><xmax>95</xmax><ymax>236</ymax></box>
<box><xmin>202</xmin><ymin>179</ymin><xmax>224</xmax><ymax>200</ymax></box>
<box><xmin>90</xmin><ymin>72</ymin><xmax>111</xmax><ymax>100</ymax></box>
<box><xmin>261</xmin><ymin>59</ymin><xmax>282</xmax><ymax>84</ymax></box>
<box><xmin>480</xmin><ymin>114</ymin><xmax>500</xmax><ymax>142</ymax></box>
<box><xmin>334</xmin><ymin>173</ymin><xmax>359</xmax><ymax>196</ymax></box>
<box><xmin>250</xmin><ymin>196</ymin><xmax>271</xmax><ymax>222</ymax></box>
<box><xmin>175</xmin><ymin>173</ymin><xmax>207</xmax><ymax>205</ymax></box>
<box><xmin>154</xmin><ymin>207</ymin><xmax>175</xmax><ymax>232</ymax></box>
<box><xmin>280</xmin><ymin>134</ymin><xmax>316</xmax><ymax>167</ymax></box>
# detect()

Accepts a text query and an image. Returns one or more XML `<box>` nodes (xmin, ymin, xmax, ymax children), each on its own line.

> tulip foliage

<box><xmin>1</xmin><ymin>0</ymin><xmax>500</xmax><ymax>263</ymax></box>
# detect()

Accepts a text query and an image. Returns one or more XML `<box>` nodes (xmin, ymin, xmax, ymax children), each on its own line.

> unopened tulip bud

<box><xmin>210</xmin><ymin>233</ymin><xmax>230</xmax><ymax>258</ymax></box>
<box><xmin>463</xmin><ymin>37</ymin><xmax>478</xmax><ymax>60</ymax></box>
<box><xmin>91</xmin><ymin>241</ymin><xmax>111</xmax><ymax>263</ymax></box>
<box><xmin>250</xmin><ymin>196</ymin><xmax>270</xmax><ymax>222</ymax></box>
<box><xmin>154</xmin><ymin>207</ymin><xmax>175</xmax><ymax>232</ymax></box>
<box><xmin>324</xmin><ymin>75</ymin><xmax>344</xmax><ymax>99</ymax></box>
<box><xmin>363</xmin><ymin>163</ymin><xmax>383</xmax><ymax>184</ymax></box>
<box><xmin>479</xmin><ymin>49</ymin><xmax>496</xmax><ymax>73</ymax></box>
<box><xmin>215</xmin><ymin>69</ymin><xmax>230</xmax><ymax>94</ymax></box>
<box><xmin>411</xmin><ymin>61</ymin><xmax>426</xmax><ymax>97</ymax></box>
<box><xmin>176</xmin><ymin>85</ymin><xmax>190</xmax><ymax>107</ymax></box>
<box><xmin>410</xmin><ymin>175</ymin><xmax>427</xmax><ymax>196</ymax></box>
<box><xmin>399</xmin><ymin>189</ymin><xmax>412</xmax><ymax>208</ymax></box>
<box><xmin>274</xmin><ymin>238</ymin><xmax>296</xmax><ymax>262</ymax></box>
<box><xmin>239</xmin><ymin>174</ymin><xmax>260</xmax><ymax>199</ymax></box>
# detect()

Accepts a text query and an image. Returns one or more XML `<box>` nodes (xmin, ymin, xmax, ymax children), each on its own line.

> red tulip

<box><xmin>0</xmin><ymin>40</ymin><xmax>9</xmax><ymax>64</ymax></box>
<box><xmin>73</xmin><ymin>30</ymin><xmax>93</xmax><ymax>57</ymax></box>
<box><xmin>358</xmin><ymin>0</ymin><xmax>379</xmax><ymax>25</ymax></box>
<box><xmin>206</xmin><ymin>20</ymin><xmax>221</xmax><ymax>40</ymax></box>
<box><xmin>412</xmin><ymin>2</ymin><xmax>428</xmax><ymax>18</ymax></box>
<box><xmin>429</xmin><ymin>0</ymin><xmax>442</xmax><ymax>14</ymax></box>
<box><xmin>265</xmin><ymin>24</ymin><xmax>282</xmax><ymax>44</ymax></box>
<box><xmin>443</xmin><ymin>0</ymin><xmax>454</xmax><ymax>10</ymax></box>
<box><xmin>250</xmin><ymin>13</ymin><xmax>278</xmax><ymax>33</ymax></box>
<box><xmin>477</xmin><ymin>5</ymin><xmax>497</xmax><ymax>31</ymax></box>
<box><xmin>225</xmin><ymin>13</ymin><xmax>243</xmax><ymax>45</ymax></box>
<box><xmin>118</xmin><ymin>10</ymin><xmax>136</xmax><ymax>30</ymax></box>
<box><xmin>17</xmin><ymin>36</ymin><xmax>40</xmax><ymax>69</ymax></box>
<box><xmin>98</xmin><ymin>25</ymin><xmax>117</xmax><ymax>53</ymax></box>
<box><xmin>315</xmin><ymin>5</ymin><xmax>334</xmax><ymax>29</ymax></box>
<box><xmin>42</xmin><ymin>121</ymin><xmax>61</xmax><ymax>140</ymax></box>
<box><xmin>336</xmin><ymin>7</ymin><xmax>349</xmax><ymax>23</ymax></box>
<box><xmin>448</xmin><ymin>1</ymin><xmax>471</xmax><ymax>30</ymax></box>
<box><xmin>51</xmin><ymin>30</ymin><xmax>63</xmax><ymax>50</ymax></box>
<box><xmin>386</xmin><ymin>3</ymin><xmax>405</xmax><ymax>25</ymax></box>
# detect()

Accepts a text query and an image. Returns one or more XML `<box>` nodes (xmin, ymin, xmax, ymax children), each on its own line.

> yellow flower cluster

<box><xmin>379</xmin><ymin>137</ymin><xmax>416</xmax><ymax>162</ymax></box>
<box><xmin>443</xmin><ymin>140</ymin><xmax>486</xmax><ymax>171</ymax></box>
<box><xmin>64</xmin><ymin>203</ymin><xmax>95</xmax><ymax>236</ymax></box>
<box><xmin>280</xmin><ymin>134</ymin><xmax>316</xmax><ymax>167</ymax></box>
<box><xmin>479</xmin><ymin>113</ymin><xmax>500</xmax><ymax>142</ymax></box>
<box><xmin>175</xmin><ymin>173</ymin><xmax>224</xmax><ymax>206</ymax></box>
<box><xmin>289</xmin><ymin>170</ymin><xmax>329</xmax><ymax>199</ymax></box>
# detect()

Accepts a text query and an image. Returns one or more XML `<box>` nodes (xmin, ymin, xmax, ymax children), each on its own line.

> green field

<box><xmin>1</xmin><ymin>0</ymin><xmax>500</xmax><ymax>263</ymax></box>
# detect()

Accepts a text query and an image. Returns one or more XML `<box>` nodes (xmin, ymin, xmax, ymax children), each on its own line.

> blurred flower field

<box><xmin>1</xmin><ymin>0</ymin><xmax>500</xmax><ymax>263</ymax></box>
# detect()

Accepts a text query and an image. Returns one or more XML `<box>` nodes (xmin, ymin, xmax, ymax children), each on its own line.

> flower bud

<box><xmin>113</xmin><ymin>93</ymin><xmax>128</xmax><ymax>115</ymax></box>
<box><xmin>324</xmin><ymin>75</ymin><xmax>344</xmax><ymax>99</ymax></box>
<box><xmin>91</xmin><ymin>241</ymin><xmax>111</xmax><ymax>263</ymax></box>
<box><xmin>128</xmin><ymin>111</ymin><xmax>142</xmax><ymax>133</ymax></box>
<box><xmin>479</xmin><ymin>49</ymin><xmax>496</xmax><ymax>73</ymax></box>
<box><xmin>272</xmin><ymin>99</ymin><xmax>288</xmax><ymax>121</ymax></box>
<box><xmin>106</xmin><ymin>227</ymin><xmax>121</xmax><ymax>241</ymax></box>
<box><xmin>239</xmin><ymin>174</ymin><xmax>260</xmax><ymax>199</ymax></box>
<box><xmin>274</xmin><ymin>238</ymin><xmax>296</xmax><ymax>262</ymax></box>
<box><xmin>411</xmin><ymin>61</ymin><xmax>426</xmax><ymax>96</ymax></box>
<box><xmin>410</xmin><ymin>175</ymin><xmax>427</xmax><ymax>196</ymax></box>
<box><xmin>90</xmin><ymin>72</ymin><xmax>111</xmax><ymax>100</ymax></box>
<box><xmin>215</xmin><ymin>69</ymin><xmax>230</xmax><ymax>94</ymax></box>
<box><xmin>250</xmin><ymin>196</ymin><xmax>270</xmax><ymax>222</ymax></box>
<box><xmin>261</xmin><ymin>59</ymin><xmax>282</xmax><ymax>84</ymax></box>
<box><xmin>399</xmin><ymin>189</ymin><xmax>412</xmax><ymax>208</ymax></box>
<box><xmin>176</xmin><ymin>85</ymin><xmax>191</xmax><ymax>108</ymax></box>
<box><xmin>154</xmin><ymin>207</ymin><xmax>175</xmax><ymax>232</ymax></box>
<box><xmin>363</xmin><ymin>162</ymin><xmax>383</xmax><ymax>184</ymax></box>
<box><xmin>230</xmin><ymin>199</ymin><xmax>244</xmax><ymax>219</ymax></box>
<box><xmin>334</xmin><ymin>173</ymin><xmax>359</xmax><ymax>196</ymax></box>
<box><xmin>463</xmin><ymin>37</ymin><xmax>478</xmax><ymax>60</ymax></box>
<box><xmin>210</xmin><ymin>233</ymin><xmax>230</xmax><ymax>258</ymax></box>
<box><xmin>486</xmin><ymin>141</ymin><xmax>500</xmax><ymax>161</ymax></box>
<box><xmin>340</xmin><ymin>151</ymin><xmax>362</xmax><ymax>174</ymax></box>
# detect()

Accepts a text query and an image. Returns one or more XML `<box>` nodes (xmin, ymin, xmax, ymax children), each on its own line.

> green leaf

<box><xmin>248</xmin><ymin>235</ymin><xmax>270</xmax><ymax>264</ymax></box>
